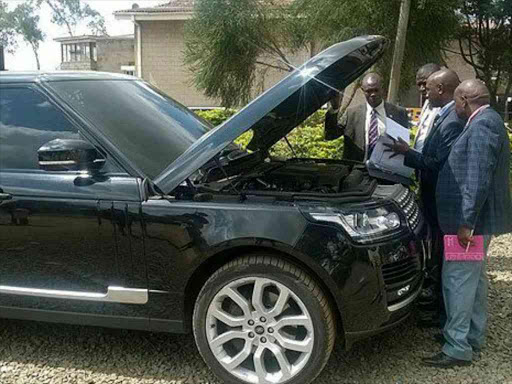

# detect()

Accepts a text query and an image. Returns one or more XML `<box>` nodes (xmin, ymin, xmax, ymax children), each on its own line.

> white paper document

<box><xmin>367</xmin><ymin>119</ymin><xmax>414</xmax><ymax>179</ymax></box>
<box><xmin>385</xmin><ymin>117</ymin><xmax>410</xmax><ymax>141</ymax></box>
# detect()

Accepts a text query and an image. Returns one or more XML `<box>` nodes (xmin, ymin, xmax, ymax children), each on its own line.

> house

<box><xmin>114</xmin><ymin>1</ymin><xmax>510</xmax><ymax>118</ymax></box>
<box><xmin>114</xmin><ymin>1</ymin><xmax>310</xmax><ymax>108</ymax></box>
<box><xmin>54</xmin><ymin>34</ymin><xmax>135</xmax><ymax>75</ymax></box>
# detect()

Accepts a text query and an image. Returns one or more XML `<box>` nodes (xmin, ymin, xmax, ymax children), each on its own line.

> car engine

<box><xmin>231</xmin><ymin>161</ymin><xmax>354</xmax><ymax>193</ymax></box>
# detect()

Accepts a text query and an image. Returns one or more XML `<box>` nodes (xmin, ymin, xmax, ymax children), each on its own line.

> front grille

<box><xmin>395</xmin><ymin>188</ymin><xmax>421</xmax><ymax>230</ymax></box>
<box><xmin>382</xmin><ymin>257</ymin><xmax>420</xmax><ymax>289</ymax></box>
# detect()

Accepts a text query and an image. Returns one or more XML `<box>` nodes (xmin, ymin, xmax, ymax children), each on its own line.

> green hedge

<box><xmin>196</xmin><ymin>109</ymin><xmax>412</xmax><ymax>159</ymax></box>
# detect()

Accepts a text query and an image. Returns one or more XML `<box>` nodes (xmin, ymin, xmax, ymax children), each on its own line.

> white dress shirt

<box><xmin>414</xmin><ymin>100</ymin><xmax>440</xmax><ymax>153</ymax></box>
<box><xmin>364</xmin><ymin>101</ymin><xmax>387</xmax><ymax>161</ymax></box>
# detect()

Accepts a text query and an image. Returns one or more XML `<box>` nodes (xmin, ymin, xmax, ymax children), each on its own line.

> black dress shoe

<box><xmin>434</xmin><ymin>334</ymin><xmax>482</xmax><ymax>354</ymax></box>
<box><xmin>422</xmin><ymin>352</ymin><xmax>472</xmax><ymax>368</ymax></box>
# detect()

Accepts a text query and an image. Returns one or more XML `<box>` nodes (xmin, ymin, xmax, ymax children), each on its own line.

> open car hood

<box><xmin>154</xmin><ymin>35</ymin><xmax>388</xmax><ymax>194</ymax></box>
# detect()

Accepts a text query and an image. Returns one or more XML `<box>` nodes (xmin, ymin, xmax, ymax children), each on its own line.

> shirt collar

<box><xmin>367</xmin><ymin>101</ymin><xmax>385</xmax><ymax>115</ymax></box>
<box><xmin>467</xmin><ymin>104</ymin><xmax>490</xmax><ymax>126</ymax></box>
<box><xmin>438</xmin><ymin>100</ymin><xmax>454</xmax><ymax>119</ymax></box>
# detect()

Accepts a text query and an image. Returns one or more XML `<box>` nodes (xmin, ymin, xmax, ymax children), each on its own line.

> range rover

<box><xmin>0</xmin><ymin>35</ymin><xmax>426</xmax><ymax>384</ymax></box>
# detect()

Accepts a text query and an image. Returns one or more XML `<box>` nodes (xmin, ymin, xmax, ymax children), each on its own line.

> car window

<box><xmin>48</xmin><ymin>80</ymin><xmax>211</xmax><ymax>179</ymax></box>
<box><xmin>0</xmin><ymin>86</ymin><xmax>122</xmax><ymax>174</ymax></box>
<box><xmin>0</xmin><ymin>87</ymin><xmax>80</xmax><ymax>170</ymax></box>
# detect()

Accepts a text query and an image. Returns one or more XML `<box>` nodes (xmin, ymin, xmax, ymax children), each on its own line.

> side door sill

<box><xmin>0</xmin><ymin>286</ymin><xmax>148</xmax><ymax>304</ymax></box>
<box><xmin>0</xmin><ymin>306</ymin><xmax>150</xmax><ymax>331</ymax></box>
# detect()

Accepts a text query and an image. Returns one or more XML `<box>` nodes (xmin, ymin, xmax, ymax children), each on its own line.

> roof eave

<box><xmin>114</xmin><ymin>11</ymin><xmax>193</xmax><ymax>21</ymax></box>
<box><xmin>53</xmin><ymin>36</ymin><xmax>98</xmax><ymax>43</ymax></box>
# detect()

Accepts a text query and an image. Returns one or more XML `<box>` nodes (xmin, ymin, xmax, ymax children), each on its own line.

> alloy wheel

<box><xmin>205</xmin><ymin>277</ymin><xmax>315</xmax><ymax>384</ymax></box>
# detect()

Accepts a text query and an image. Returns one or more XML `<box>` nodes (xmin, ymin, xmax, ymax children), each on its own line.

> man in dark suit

<box><xmin>422</xmin><ymin>80</ymin><xmax>512</xmax><ymax>368</ymax></box>
<box><xmin>384</xmin><ymin>69</ymin><xmax>465</xmax><ymax>327</ymax></box>
<box><xmin>325</xmin><ymin>73</ymin><xmax>409</xmax><ymax>162</ymax></box>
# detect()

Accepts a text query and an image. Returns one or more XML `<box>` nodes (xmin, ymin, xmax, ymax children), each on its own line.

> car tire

<box><xmin>192</xmin><ymin>254</ymin><xmax>336</xmax><ymax>384</ymax></box>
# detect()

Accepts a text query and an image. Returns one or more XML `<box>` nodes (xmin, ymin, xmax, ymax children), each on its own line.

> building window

<box><xmin>62</xmin><ymin>42</ymin><xmax>97</xmax><ymax>63</ymax></box>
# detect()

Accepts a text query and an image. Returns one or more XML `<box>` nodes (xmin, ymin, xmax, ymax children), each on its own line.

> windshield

<box><xmin>48</xmin><ymin>80</ymin><xmax>211</xmax><ymax>179</ymax></box>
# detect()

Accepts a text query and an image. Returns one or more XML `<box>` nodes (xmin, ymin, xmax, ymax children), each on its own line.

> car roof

<box><xmin>0</xmin><ymin>71</ymin><xmax>137</xmax><ymax>84</ymax></box>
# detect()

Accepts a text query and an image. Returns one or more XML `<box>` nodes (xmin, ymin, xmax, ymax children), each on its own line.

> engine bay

<box><xmin>233</xmin><ymin>162</ymin><xmax>350</xmax><ymax>194</ymax></box>
<box><xmin>188</xmin><ymin>156</ymin><xmax>376</xmax><ymax>199</ymax></box>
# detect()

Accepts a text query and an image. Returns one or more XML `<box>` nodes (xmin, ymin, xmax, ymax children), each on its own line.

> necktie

<box><xmin>368</xmin><ymin>109</ymin><xmax>379</xmax><ymax>155</ymax></box>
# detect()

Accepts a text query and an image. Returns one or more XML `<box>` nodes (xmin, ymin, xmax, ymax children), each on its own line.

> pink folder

<box><xmin>444</xmin><ymin>235</ymin><xmax>485</xmax><ymax>261</ymax></box>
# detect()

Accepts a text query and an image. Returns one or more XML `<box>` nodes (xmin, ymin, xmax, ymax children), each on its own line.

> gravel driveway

<box><xmin>1</xmin><ymin>234</ymin><xmax>511</xmax><ymax>384</ymax></box>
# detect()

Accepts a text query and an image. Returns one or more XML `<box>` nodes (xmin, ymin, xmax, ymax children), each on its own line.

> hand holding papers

<box><xmin>367</xmin><ymin>118</ymin><xmax>414</xmax><ymax>184</ymax></box>
<box><xmin>386</xmin><ymin>117</ymin><xmax>409</xmax><ymax>141</ymax></box>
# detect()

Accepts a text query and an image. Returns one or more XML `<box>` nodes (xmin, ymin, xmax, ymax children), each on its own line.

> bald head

<box><xmin>361</xmin><ymin>73</ymin><xmax>384</xmax><ymax>108</ymax></box>
<box><xmin>425</xmin><ymin>69</ymin><xmax>460</xmax><ymax>108</ymax></box>
<box><xmin>362</xmin><ymin>73</ymin><xmax>383</xmax><ymax>88</ymax></box>
<box><xmin>430</xmin><ymin>69</ymin><xmax>460</xmax><ymax>93</ymax></box>
<box><xmin>454</xmin><ymin>79</ymin><xmax>491</xmax><ymax>119</ymax></box>
<box><xmin>416</xmin><ymin>63</ymin><xmax>442</xmax><ymax>98</ymax></box>
<box><xmin>456</xmin><ymin>80</ymin><xmax>491</xmax><ymax>106</ymax></box>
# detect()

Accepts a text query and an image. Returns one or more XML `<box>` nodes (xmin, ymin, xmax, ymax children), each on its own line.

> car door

<box><xmin>0</xmin><ymin>84</ymin><xmax>148</xmax><ymax>327</ymax></box>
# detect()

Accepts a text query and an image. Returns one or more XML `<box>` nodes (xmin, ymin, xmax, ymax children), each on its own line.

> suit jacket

<box><xmin>404</xmin><ymin>103</ymin><xmax>464</xmax><ymax>223</ymax></box>
<box><xmin>436</xmin><ymin>107</ymin><xmax>512</xmax><ymax>235</ymax></box>
<box><xmin>324</xmin><ymin>102</ymin><xmax>409</xmax><ymax>162</ymax></box>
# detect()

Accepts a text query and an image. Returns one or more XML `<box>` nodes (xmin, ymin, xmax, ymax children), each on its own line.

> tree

<box><xmin>185</xmin><ymin>0</ymin><xmax>308</xmax><ymax>107</ymax></box>
<box><xmin>36</xmin><ymin>0</ymin><xmax>107</xmax><ymax>36</ymax></box>
<box><xmin>452</xmin><ymin>0</ymin><xmax>512</xmax><ymax>113</ymax></box>
<box><xmin>0</xmin><ymin>0</ymin><xmax>17</xmax><ymax>69</ymax></box>
<box><xmin>388</xmin><ymin>0</ymin><xmax>412</xmax><ymax>104</ymax></box>
<box><xmin>185</xmin><ymin>0</ymin><xmax>460</xmax><ymax>108</ymax></box>
<box><xmin>10</xmin><ymin>3</ymin><xmax>45</xmax><ymax>70</ymax></box>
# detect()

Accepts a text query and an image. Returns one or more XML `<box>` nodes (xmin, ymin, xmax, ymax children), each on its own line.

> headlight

<box><xmin>311</xmin><ymin>207</ymin><xmax>402</xmax><ymax>242</ymax></box>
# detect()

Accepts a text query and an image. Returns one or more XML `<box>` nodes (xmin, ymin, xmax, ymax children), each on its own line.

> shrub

<box><xmin>195</xmin><ymin>108</ymin><xmax>237</xmax><ymax>127</ymax></box>
<box><xmin>196</xmin><ymin>109</ymin><xmax>413</xmax><ymax>159</ymax></box>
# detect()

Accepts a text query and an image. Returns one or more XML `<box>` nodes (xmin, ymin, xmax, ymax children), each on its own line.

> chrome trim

<box><xmin>387</xmin><ymin>283</ymin><xmax>422</xmax><ymax>312</ymax></box>
<box><xmin>39</xmin><ymin>160</ymin><xmax>77</xmax><ymax>166</ymax></box>
<box><xmin>0</xmin><ymin>285</ymin><xmax>148</xmax><ymax>304</ymax></box>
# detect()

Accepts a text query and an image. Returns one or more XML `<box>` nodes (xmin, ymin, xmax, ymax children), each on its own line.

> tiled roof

<box><xmin>114</xmin><ymin>0</ymin><xmax>196</xmax><ymax>14</ymax></box>
<box><xmin>115</xmin><ymin>0</ymin><xmax>293</xmax><ymax>14</ymax></box>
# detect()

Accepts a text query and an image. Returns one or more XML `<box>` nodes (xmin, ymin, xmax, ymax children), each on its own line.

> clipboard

<box><xmin>443</xmin><ymin>235</ymin><xmax>485</xmax><ymax>261</ymax></box>
<box><xmin>367</xmin><ymin>164</ymin><xmax>413</xmax><ymax>186</ymax></box>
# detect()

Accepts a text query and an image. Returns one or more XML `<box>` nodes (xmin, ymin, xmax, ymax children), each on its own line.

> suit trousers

<box><xmin>442</xmin><ymin>236</ymin><xmax>492</xmax><ymax>361</ymax></box>
<box><xmin>418</xmin><ymin>182</ymin><xmax>444</xmax><ymax>317</ymax></box>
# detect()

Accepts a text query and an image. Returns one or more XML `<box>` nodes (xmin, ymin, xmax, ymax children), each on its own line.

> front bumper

<box><xmin>295</xmin><ymin>186</ymin><xmax>429</xmax><ymax>349</ymax></box>
<box><xmin>295</xmin><ymin>219</ymin><xmax>427</xmax><ymax>349</ymax></box>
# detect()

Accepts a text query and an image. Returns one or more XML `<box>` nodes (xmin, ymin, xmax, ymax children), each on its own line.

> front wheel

<box><xmin>193</xmin><ymin>255</ymin><xmax>336</xmax><ymax>384</ymax></box>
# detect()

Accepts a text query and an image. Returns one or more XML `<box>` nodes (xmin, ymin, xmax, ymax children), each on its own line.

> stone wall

<box><xmin>137</xmin><ymin>19</ymin><xmax>480</xmax><ymax>109</ymax></box>
<box><xmin>60</xmin><ymin>61</ymin><xmax>97</xmax><ymax>71</ymax></box>
<box><xmin>96</xmin><ymin>38</ymin><xmax>135</xmax><ymax>74</ymax></box>
<box><xmin>139</xmin><ymin>20</ymin><xmax>215</xmax><ymax>107</ymax></box>
<box><xmin>138</xmin><ymin>20</ymin><xmax>314</xmax><ymax>107</ymax></box>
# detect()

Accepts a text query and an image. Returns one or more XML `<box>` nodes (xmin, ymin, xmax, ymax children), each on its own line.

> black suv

<box><xmin>0</xmin><ymin>36</ymin><xmax>426</xmax><ymax>384</ymax></box>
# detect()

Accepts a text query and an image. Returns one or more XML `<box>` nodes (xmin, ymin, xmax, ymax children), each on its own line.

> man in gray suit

<box><xmin>324</xmin><ymin>73</ymin><xmax>409</xmax><ymax>162</ymax></box>
<box><xmin>423</xmin><ymin>80</ymin><xmax>512</xmax><ymax>368</ymax></box>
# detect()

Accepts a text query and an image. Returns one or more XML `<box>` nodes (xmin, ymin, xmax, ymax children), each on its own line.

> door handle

<box><xmin>0</xmin><ymin>193</ymin><xmax>12</xmax><ymax>201</ymax></box>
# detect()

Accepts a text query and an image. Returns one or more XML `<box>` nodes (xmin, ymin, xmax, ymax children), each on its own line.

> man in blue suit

<box><xmin>422</xmin><ymin>80</ymin><xmax>512</xmax><ymax>367</ymax></box>
<box><xmin>384</xmin><ymin>69</ymin><xmax>465</xmax><ymax>326</ymax></box>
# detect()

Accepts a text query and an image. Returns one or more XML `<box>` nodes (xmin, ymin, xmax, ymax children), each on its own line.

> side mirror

<box><xmin>38</xmin><ymin>139</ymin><xmax>106</xmax><ymax>172</ymax></box>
